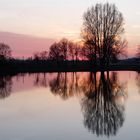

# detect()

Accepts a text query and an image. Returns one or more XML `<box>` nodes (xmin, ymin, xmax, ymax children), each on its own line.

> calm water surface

<box><xmin>0</xmin><ymin>71</ymin><xmax>139</xmax><ymax>140</ymax></box>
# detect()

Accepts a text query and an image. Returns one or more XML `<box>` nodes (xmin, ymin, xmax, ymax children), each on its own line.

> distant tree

<box><xmin>33</xmin><ymin>52</ymin><xmax>40</xmax><ymax>61</ymax></box>
<box><xmin>0</xmin><ymin>43</ymin><xmax>11</xmax><ymax>60</ymax></box>
<box><xmin>49</xmin><ymin>42</ymin><xmax>64</xmax><ymax>61</ymax></box>
<box><xmin>74</xmin><ymin>43</ymin><xmax>81</xmax><ymax>61</ymax></box>
<box><xmin>68</xmin><ymin>42</ymin><xmax>81</xmax><ymax>61</ymax></box>
<box><xmin>33</xmin><ymin>51</ymin><xmax>48</xmax><ymax>61</ymax></box>
<box><xmin>49</xmin><ymin>38</ymin><xmax>76</xmax><ymax>61</ymax></box>
<box><xmin>39</xmin><ymin>51</ymin><xmax>48</xmax><ymax>60</ymax></box>
<box><xmin>59</xmin><ymin>38</ymin><xmax>69</xmax><ymax>61</ymax></box>
<box><xmin>68</xmin><ymin>42</ymin><xmax>75</xmax><ymax>60</ymax></box>
<box><xmin>136</xmin><ymin>45</ymin><xmax>140</xmax><ymax>58</ymax></box>
<box><xmin>82</xmin><ymin>3</ymin><xmax>125</xmax><ymax>66</ymax></box>
<box><xmin>81</xmin><ymin>43</ymin><xmax>95</xmax><ymax>61</ymax></box>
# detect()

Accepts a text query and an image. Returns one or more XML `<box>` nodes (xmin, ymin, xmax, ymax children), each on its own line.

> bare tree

<box><xmin>74</xmin><ymin>43</ymin><xmax>81</xmax><ymax>61</ymax></box>
<box><xmin>68</xmin><ymin>42</ymin><xmax>75</xmax><ymax>60</ymax></box>
<box><xmin>82</xmin><ymin>3</ymin><xmax>125</xmax><ymax>66</ymax></box>
<box><xmin>33</xmin><ymin>52</ymin><xmax>40</xmax><ymax>61</ymax></box>
<box><xmin>49</xmin><ymin>42</ymin><xmax>64</xmax><ymax>61</ymax></box>
<box><xmin>49</xmin><ymin>38</ymin><xmax>76</xmax><ymax>61</ymax></box>
<box><xmin>136</xmin><ymin>45</ymin><xmax>140</xmax><ymax>58</ymax></box>
<box><xmin>81</xmin><ymin>43</ymin><xmax>95</xmax><ymax>61</ymax></box>
<box><xmin>39</xmin><ymin>51</ymin><xmax>48</xmax><ymax>60</ymax></box>
<box><xmin>59</xmin><ymin>38</ymin><xmax>69</xmax><ymax>61</ymax></box>
<box><xmin>0</xmin><ymin>43</ymin><xmax>11</xmax><ymax>60</ymax></box>
<box><xmin>33</xmin><ymin>51</ymin><xmax>48</xmax><ymax>61</ymax></box>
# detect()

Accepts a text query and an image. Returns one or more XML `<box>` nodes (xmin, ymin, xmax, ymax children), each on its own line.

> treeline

<box><xmin>0</xmin><ymin>3</ymin><xmax>140</xmax><ymax>73</ymax></box>
<box><xmin>33</xmin><ymin>38</ymin><xmax>83</xmax><ymax>61</ymax></box>
<box><xmin>31</xmin><ymin>38</ymin><xmax>102</xmax><ymax>62</ymax></box>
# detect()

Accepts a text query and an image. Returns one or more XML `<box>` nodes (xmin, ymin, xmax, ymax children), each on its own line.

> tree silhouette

<box><xmin>82</xmin><ymin>3</ymin><xmax>126</xmax><ymax>66</ymax></box>
<box><xmin>81</xmin><ymin>72</ymin><xmax>127</xmax><ymax>137</ymax></box>
<box><xmin>33</xmin><ymin>51</ymin><xmax>48</xmax><ymax>61</ymax></box>
<box><xmin>136</xmin><ymin>45</ymin><xmax>140</xmax><ymax>58</ymax></box>
<box><xmin>49</xmin><ymin>38</ymin><xmax>75</xmax><ymax>61</ymax></box>
<box><xmin>81</xmin><ymin>44</ymin><xmax>95</xmax><ymax>61</ymax></box>
<box><xmin>0</xmin><ymin>43</ymin><xmax>11</xmax><ymax>60</ymax></box>
<box><xmin>49</xmin><ymin>42</ymin><xmax>63</xmax><ymax>61</ymax></box>
<box><xmin>39</xmin><ymin>51</ymin><xmax>48</xmax><ymax>60</ymax></box>
<box><xmin>74</xmin><ymin>43</ymin><xmax>81</xmax><ymax>61</ymax></box>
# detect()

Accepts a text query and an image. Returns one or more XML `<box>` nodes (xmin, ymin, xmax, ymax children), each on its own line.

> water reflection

<box><xmin>81</xmin><ymin>72</ymin><xmax>127</xmax><ymax>137</ymax></box>
<box><xmin>136</xmin><ymin>71</ymin><xmax>140</xmax><ymax>94</ymax></box>
<box><xmin>34</xmin><ymin>73</ymin><xmax>48</xmax><ymax>87</ymax></box>
<box><xmin>0</xmin><ymin>76</ymin><xmax>12</xmax><ymax>98</ymax></box>
<box><xmin>49</xmin><ymin>72</ymin><xmax>81</xmax><ymax>100</ymax></box>
<box><xmin>0</xmin><ymin>72</ymin><xmax>130</xmax><ymax>137</ymax></box>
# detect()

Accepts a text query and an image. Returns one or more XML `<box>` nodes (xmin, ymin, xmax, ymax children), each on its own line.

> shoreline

<box><xmin>0</xmin><ymin>59</ymin><xmax>139</xmax><ymax>75</ymax></box>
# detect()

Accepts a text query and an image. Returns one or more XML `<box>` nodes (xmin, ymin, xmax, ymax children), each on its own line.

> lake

<box><xmin>0</xmin><ymin>71</ymin><xmax>139</xmax><ymax>140</ymax></box>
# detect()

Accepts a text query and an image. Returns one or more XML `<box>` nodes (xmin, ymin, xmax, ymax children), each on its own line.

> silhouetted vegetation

<box><xmin>136</xmin><ymin>45</ymin><xmax>140</xmax><ymax>58</ymax></box>
<box><xmin>33</xmin><ymin>51</ymin><xmax>48</xmax><ymax>61</ymax></box>
<box><xmin>48</xmin><ymin>38</ymin><xmax>81</xmax><ymax>61</ymax></box>
<box><xmin>0</xmin><ymin>43</ymin><xmax>11</xmax><ymax>60</ymax></box>
<box><xmin>82</xmin><ymin>3</ymin><xmax>126</xmax><ymax>66</ymax></box>
<box><xmin>0</xmin><ymin>3</ymin><xmax>139</xmax><ymax>73</ymax></box>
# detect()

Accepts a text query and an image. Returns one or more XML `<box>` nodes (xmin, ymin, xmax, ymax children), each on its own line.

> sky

<box><xmin>0</xmin><ymin>0</ymin><xmax>140</xmax><ymax>57</ymax></box>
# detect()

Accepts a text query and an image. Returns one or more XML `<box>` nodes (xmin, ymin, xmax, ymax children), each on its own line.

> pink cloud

<box><xmin>0</xmin><ymin>31</ymin><xmax>55</xmax><ymax>58</ymax></box>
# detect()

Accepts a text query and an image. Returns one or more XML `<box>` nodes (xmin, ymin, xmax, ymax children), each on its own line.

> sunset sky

<box><xmin>0</xmin><ymin>0</ymin><xmax>140</xmax><ymax>57</ymax></box>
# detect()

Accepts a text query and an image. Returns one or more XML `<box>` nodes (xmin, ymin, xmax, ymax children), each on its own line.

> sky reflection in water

<box><xmin>0</xmin><ymin>71</ymin><xmax>139</xmax><ymax>140</ymax></box>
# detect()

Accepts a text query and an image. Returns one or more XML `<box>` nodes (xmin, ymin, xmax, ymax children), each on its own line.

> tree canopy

<box><xmin>82</xmin><ymin>3</ymin><xmax>126</xmax><ymax>66</ymax></box>
<box><xmin>0</xmin><ymin>43</ymin><xmax>11</xmax><ymax>60</ymax></box>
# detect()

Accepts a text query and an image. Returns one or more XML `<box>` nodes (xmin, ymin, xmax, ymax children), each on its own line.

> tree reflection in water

<box><xmin>136</xmin><ymin>71</ymin><xmax>140</xmax><ymax>94</ymax></box>
<box><xmin>35</xmin><ymin>71</ymin><xmax>127</xmax><ymax>137</ymax></box>
<box><xmin>81</xmin><ymin>72</ymin><xmax>127</xmax><ymax>137</ymax></box>
<box><xmin>34</xmin><ymin>73</ymin><xmax>48</xmax><ymax>87</ymax></box>
<box><xmin>49</xmin><ymin>72</ymin><xmax>81</xmax><ymax>100</ymax></box>
<box><xmin>16</xmin><ymin>71</ymin><xmax>128</xmax><ymax>137</ymax></box>
<box><xmin>0</xmin><ymin>76</ymin><xmax>12</xmax><ymax>98</ymax></box>
<box><xmin>34</xmin><ymin>71</ymin><xmax>127</xmax><ymax>136</ymax></box>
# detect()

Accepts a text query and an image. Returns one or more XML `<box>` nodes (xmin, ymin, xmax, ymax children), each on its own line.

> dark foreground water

<box><xmin>0</xmin><ymin>71</ymin><xmax>139</xmax><ymax>140</ymax></box>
